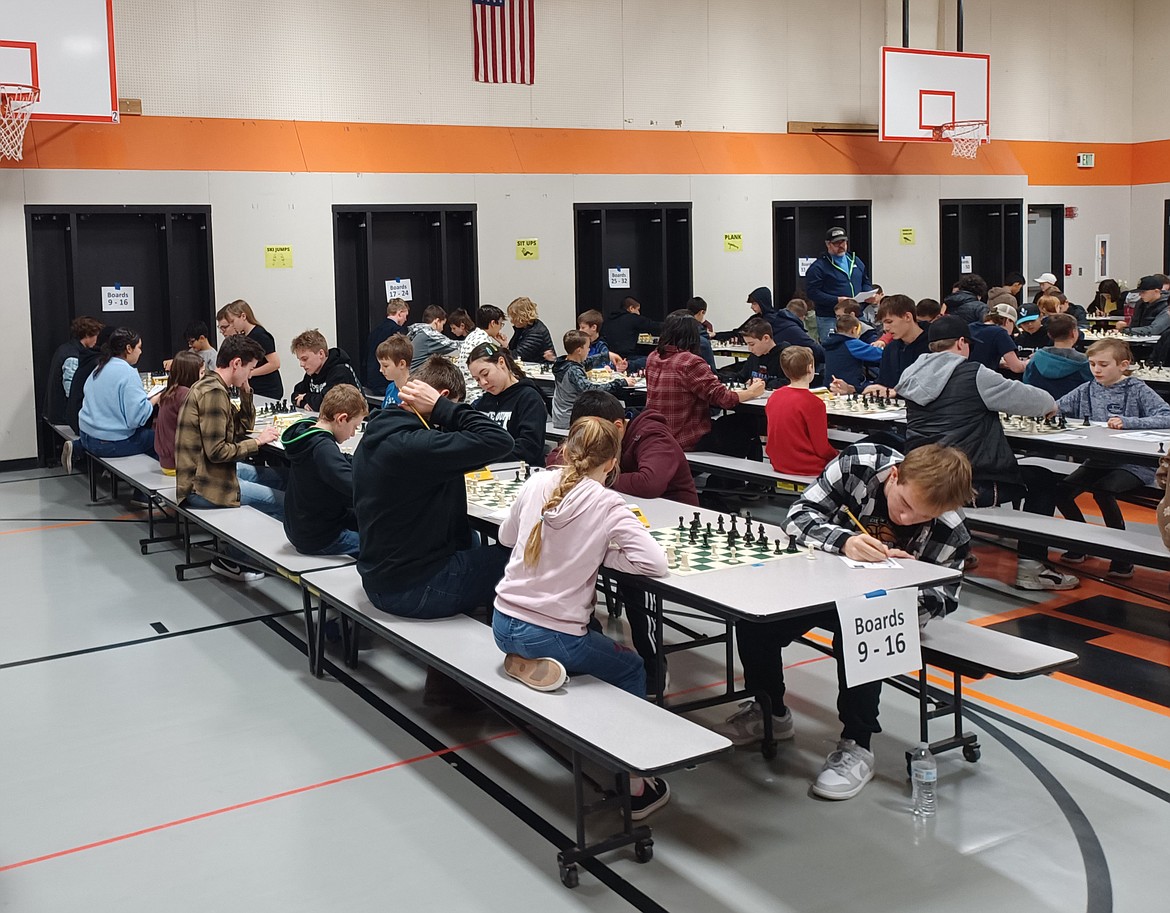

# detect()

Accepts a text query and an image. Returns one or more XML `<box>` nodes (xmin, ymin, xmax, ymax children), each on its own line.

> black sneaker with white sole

<box><xmin>210</xmin><ymin>558</ymin><xmax>264</xmax><ymax>582</ymax></box>
<box><xmin>630</xmin><ymin>777</ymin><xmax>670</xmax><ymax>820</ymax></box>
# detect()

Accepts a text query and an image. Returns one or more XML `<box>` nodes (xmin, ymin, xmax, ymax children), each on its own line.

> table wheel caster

<box><xmin>963</xmin><ymin>744</ymin><xmax>981</xmax><ymax>763</ymax></box>
<box><xmin>558</xmin><ymin>859</ymin><xmax>579</xmax><ymax>889</ymax></box>
<box><xmin>634</xmin><ymin>839</ymin><xmax>654</xmax><ymax>863</ymax></box>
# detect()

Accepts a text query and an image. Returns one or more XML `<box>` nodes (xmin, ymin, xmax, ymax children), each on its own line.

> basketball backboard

<box><xmin>879</xmin><ymin>47</ymin><xmax>989</xmax><ymax>144</ymax></box>
<box><xmin>1</xmin><ymin>0</ymin><xmax>117</xmax><ymax>123</ymax></box>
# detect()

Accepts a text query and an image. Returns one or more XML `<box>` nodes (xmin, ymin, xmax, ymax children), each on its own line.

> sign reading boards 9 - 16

<box><xmin>836</xmin><ymin>588</ymin><xmax>920</xmax><ymax>687</ymax></box>
<box><xmin>102</xmin><ymin>286</ymin><xmax>134</xmax><ymax>312</ymax></box>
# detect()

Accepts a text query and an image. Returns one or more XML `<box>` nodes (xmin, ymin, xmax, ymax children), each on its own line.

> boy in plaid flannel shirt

<box><xmin>715</xmin><ymin>443</ymin><xmax>971</xmax><ymax>800</ymax></box>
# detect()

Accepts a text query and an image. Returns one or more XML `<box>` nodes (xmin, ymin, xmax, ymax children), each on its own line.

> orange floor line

<box><xmin>0</xmin><ymin>520</ymin><xmax>93</xmax><ymax>536</ymax></box>
<box><xmin>1049</xmin><ymin>671</ymin><xmax>1170</xmax><ymax>717</ymax></box>
<box><xmin>0</xmin><ymin>730</ymin><xmax>518</xmax><ymax>874</ymax></box>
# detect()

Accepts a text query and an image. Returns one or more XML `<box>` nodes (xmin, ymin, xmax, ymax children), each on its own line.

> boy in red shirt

<box><xmin>765</xmin><ymin>346</ymin><xmax>837</xmax><ymax>476</ymax></box>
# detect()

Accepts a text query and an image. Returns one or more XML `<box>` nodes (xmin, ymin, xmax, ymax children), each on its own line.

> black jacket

<box><xmin>474</xmin><ymin>377</ymin><xmax>548</xmax><ymax>466</ymax></box>
<box><xmin>66</xmin><ymin>344</ymin><xmax>102</xmax><ymax>434</ymax></box>
<box><xmin>354</xmin><ymin>396</ymin><xmax>514</xmax><ymax>591</ymax></box>
<box><xmin>280</xmin><ymin>419</ymin><xmax>356</xmax><ymax>553</ymax></box>
<box><xmin>44</xmin><ymin>339</ymin><xmax>87</xmax><ymax>424</ymax></box>
<box><xmin>719</xmin><ymin>342</ymin><xmax>789</xmax><ymax>389</ymax></box>
<box><xmin>768</xmin><ymin>309</ymin><xmax>824</xmax><ymax>363</ymax></box>
<box><xmin>943</xmin><ymin>291</ymin><xmax>987</xmax><ymax>324</ymax></box>
<box><xmin>364</xmin><ymin>319</ymin><xmax>407</xmax><ymax>394</ymax></box>
<box><xmin>510</xmin><ymin>319</ymin><xmax>556</xmax><ymax>362</ymax></box>
<box><xmin>604</xmin><ymin>309</ymin><xmax>661</xmax><ymax>358</ymax></box>
<box><xmin>291</xmin><ymin>347</ymin><xmax>361</xmax><ymax>411</ymax></box>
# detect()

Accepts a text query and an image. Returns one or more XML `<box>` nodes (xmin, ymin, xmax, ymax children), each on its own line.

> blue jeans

<box><xmin>816</xmin><ymin>315</ymin><xmax>837</xmax><ymax>343</ymax></box>
<box><xmin>493</xmin><ymin>612</ymin><xmax>645</xmax><ymax>697</ymax></box>
<box><xmin>235</xmin><ymin>462</ymin><xmax>286</xmax><ymax>520</ymax></box>
<box><xmin>365</xmin><ymin>545</ymin><xmax>509</xmax><ymax>619</ymax></box>
<box><xmin>301</xmin><ymin>527</ymin><xmax>361</xmax><ymax>558</ymax></box>
<box><xmin>79</xmin><ymin>427</ymin><xmax>156</xmax><ymax>459</ymax></box>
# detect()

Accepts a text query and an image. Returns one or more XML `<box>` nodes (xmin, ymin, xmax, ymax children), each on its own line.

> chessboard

<box><xmin>1000</xmin><ymin>414</ymin><xmax>1069</xmax><ymax>434</ymax></box>
<box><xmin>254</xmin><ymin>404</ymin><xmax>305</xmax><ymax>431</ymax></box>
<box><xmin>649</xmin><ymin>513</ymin><xmax>799</xmax><ymax>575</ymax></box>
<box><xmin>1130</xmin><ymin>364</ymin><xmax>1170</xmax><ymax>383</ymax></box>
<box><xmin>825</xmin><ymin>393</ymin><xmax>905</xmax><ymax>416</ymax></box>
<box><xmin>464</xmin><ymin>475</ymin><xmax>526</xmax><ymax>510</ymax></box>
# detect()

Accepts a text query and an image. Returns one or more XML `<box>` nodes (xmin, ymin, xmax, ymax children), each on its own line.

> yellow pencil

<box><xmin>842</xmin><ymin>506</ymin><xmax>868</xmax><ymax>535</ymax></box>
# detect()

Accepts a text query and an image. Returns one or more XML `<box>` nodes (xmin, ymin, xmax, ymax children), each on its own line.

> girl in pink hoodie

<box><xmin>493</xmin><ymin>417</ymin><xmax>671</xmax><ymax>818</ymax></box>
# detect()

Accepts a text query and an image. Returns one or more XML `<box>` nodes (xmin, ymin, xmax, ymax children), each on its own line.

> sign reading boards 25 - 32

<box><xmin>608</xmin><ymin>267</ymin><xmax>631</xmax><ymax>289</ymax></box>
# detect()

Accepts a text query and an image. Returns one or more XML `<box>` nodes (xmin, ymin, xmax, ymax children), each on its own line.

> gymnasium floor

<box><xmin>1</xmin><ymin>467</ymin><xmax>1168</xmax><ymax>912</ymax></box>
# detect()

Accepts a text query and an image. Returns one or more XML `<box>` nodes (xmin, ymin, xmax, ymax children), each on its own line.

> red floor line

<box><xmin>663</xmin><ymin>655</ymin><xmax>832</xmax><ymax>700</ymax></box>
<box><xmin>0</xmin><ymin>730</ymin><xmax>517</xmax><ymax>874</ymax></box>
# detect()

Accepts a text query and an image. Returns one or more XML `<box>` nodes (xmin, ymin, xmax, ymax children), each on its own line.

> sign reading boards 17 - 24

<box><xmin>102</xmin><ymin>286</ymin><xmax>134</xmax><ymax>312</ymax></box>
<box><xmin>385</xmin><ymin>279</ymin><xmax>413</xmax><ymax>301</ymax></box>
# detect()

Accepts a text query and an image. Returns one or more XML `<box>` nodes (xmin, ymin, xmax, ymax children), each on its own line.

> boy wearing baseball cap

<box><xmin>969</xmin><ymin>303</ymin><xmax>1028</xmax><ymax>373</ymax></box>
<box><xmin>1125</xmin><ymin>275</ymin><xmax>1170</xmax><ymax>336</ymax></box>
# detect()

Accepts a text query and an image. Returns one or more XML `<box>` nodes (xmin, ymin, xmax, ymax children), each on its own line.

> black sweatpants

<box><xmin>1056</xmin><ymin>462</ymin><xmax>1143</xmax><ymax>530</ymax></box>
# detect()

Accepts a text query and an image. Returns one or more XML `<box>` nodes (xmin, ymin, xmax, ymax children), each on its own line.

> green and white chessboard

<box><xmin>649</xmin><ymin>526</ymin><xmax>794</xmax><ymax>575</ymax></box>
<box><xmin>465</xmin><ymin>477</ymin><xmax>525</xmax><ymax>510</ymax></box>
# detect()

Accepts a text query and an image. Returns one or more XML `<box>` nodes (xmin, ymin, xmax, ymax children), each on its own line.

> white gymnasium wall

<box><xmin>1130</xmin><ymin>183</ymin><xmax>1168</xmax><ymax>281</ymax></box>
<box><xmin>112</xmin><ymin>0</ymin><xmax>1134</xmax><ymax>141</ymax></box>
<box><xmin>1131</xmin><ymin>0</ymin><xmax>1170</xmax><ymax>143</ymax></box>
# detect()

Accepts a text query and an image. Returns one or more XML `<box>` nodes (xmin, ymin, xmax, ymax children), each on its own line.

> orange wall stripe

<box><xmin>5</xmin><ymin>115</ymin><xmax>1170</xmax><ymax>185</ymax></box>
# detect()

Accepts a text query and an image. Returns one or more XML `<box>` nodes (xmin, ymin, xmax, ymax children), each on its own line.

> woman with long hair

<box><xmin>468</xmin><ymin>341</ymin><xmax>547</xmax><ymax>465</ymax></box>
<box><xmin>216</xmin><ymin>299</ymin><xmax>283</xmax><ymax>399</ymax></box>
<box><xmin>154</xmin><ymin>349</ymin><xmax>204</xmax><ymax>475</ymax></box>
<box><xmin>76</xmin><ymin>327</ymin><xmax>161</xmax><ymax>460</ymax></box>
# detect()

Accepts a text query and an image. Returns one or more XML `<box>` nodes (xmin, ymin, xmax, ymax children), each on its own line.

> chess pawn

<box><xmin>666</xmin><ymin>545</ymin><xmax>677</xmax><ymax>568</ymax></box>
<box><xmin>785</xmin><ymin>534</ymin><xmax>799</xmax><ymax>554</ymax></box>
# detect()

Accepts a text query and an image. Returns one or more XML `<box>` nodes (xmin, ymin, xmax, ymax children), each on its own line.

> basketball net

<box><xmin>0</xmin><ymin>84</ymin><xmax>40</xmax><ymax>162</ymax></box>
<box><xmin>932</xmin><ymin>120</ymin><xmax>987</xmax><ymax>160</ymax></box>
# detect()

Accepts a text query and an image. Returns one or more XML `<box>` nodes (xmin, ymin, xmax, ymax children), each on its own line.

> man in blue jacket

<box><xmin>804</xmin><ymin>227</ymin><xmax>874</xmax><ymax>342</ymax></box>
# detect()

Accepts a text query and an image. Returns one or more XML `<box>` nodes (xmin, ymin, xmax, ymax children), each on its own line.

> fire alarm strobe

<box><xmin>1077</xmin><ymin>153</ymin><xmax>1095</xmax><ymax>169</ymax></box>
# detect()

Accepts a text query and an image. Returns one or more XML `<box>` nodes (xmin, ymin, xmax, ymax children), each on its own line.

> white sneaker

<box><xmin>61</xmin><ymin>440</ymin><xmax>74</xmax><ymax>474</ymax></box>
<box><xmin>812</xmin><ymin>739</ymin><xmax>874</xmax><ymax>800</ymax></box>
<box><xmin>712</xmin><ymin>700</ymin><xmax>794</xmax><ymax>746</ymax></box>
<box><xmin>1015</xmin><ymin>559</ymin><xmax>1079</xmax><ymax>591</ymax></box>
<box><xmin>210</xmin><ymin>558</ymin><xmax>264</xmax><ymax>582</ymax></box>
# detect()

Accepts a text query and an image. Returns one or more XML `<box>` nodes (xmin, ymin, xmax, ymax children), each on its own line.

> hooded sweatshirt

<box><xmin>407</xmin><ymin>323</ymin><xmax>459</xmax><ymax>370</ymax></box>
<box><xmin>943</xmin><ymin>290</ymin><xmax>987</xmax><ymax>324</ymax></box>
<box><xmin>604</xmin><ymin>307</ymin><xmax>661</xmax><ymax>358</ymax></box>
<box><xmin>1127</xmin><ymin>290</ymin><xmax>1170</xmax><ymax>336</ymax></box>
<box><xmin>550</xmin><ymin>357</ymin><xmax>628</xmax><ymax>429</ymax></box>
<box><xmin>280</xmin><ymin>418</ymin><xmax>357</xmax><ymax>553</ymax></box>
<box><xmin>493</xmin><ymin>469</ymin><xmax>668</xmax><ymax>635</ymax></box>
<box><xmin>1023</xmin><ymin>347</ymin><xmax>1093</xmax><ymax>400</ymax></box>
<box><xmin>473</xmin><ymin>376</ymin><xmax>549</xmax><ymax>466</ymax></box>
<box><xmin>823</xmin><ymin>332</ymin><xmax>882</xmax><ymax>391</ymax></box>
<box><xmin>354</xmin><ymin>395</ymin><xmax>514</xmax><ymax>592</ymax></box>
<box><xmin>1056</xmin><ymin>377</ymin><xmax>1170</xmax><ymax>484</ymax></box>
<box><xmin>897</xmin><ymin>351</ymin><xmax>1055</xmax><ymax>486</ymax></box>
<box><xmin>290</xmin><ymin>347</ymin><xmax>362</xmax><ymax>411</ymax></box>
<box><xmin>768</xmin><ymin>308</ymin><xmax>825</xmax><ymax>363</ymax></box>
<box><xmin>44</xmin><ymin>339</ymin><xmax>88</xmax><ymax>425</ymax></box>
<box><xmin>66</xmin><ymin>344</ymin><xmax>102</xmax><ymax>434</ymax></box>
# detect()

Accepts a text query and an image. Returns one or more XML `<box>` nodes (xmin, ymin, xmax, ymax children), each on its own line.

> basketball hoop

<box><xmin>0</xmin><ymin>84</ymin><xmax>40</xmax><ymax>162</ymax></box>
<box><xmin>932</xmin><ymin>120</ymin><xmax>987</xmax><ymax>160</ymax></box>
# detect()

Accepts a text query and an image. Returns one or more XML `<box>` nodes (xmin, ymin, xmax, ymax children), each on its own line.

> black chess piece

<box><xmin>758</xmin><ymin>523</ymin><xmax>766</xmax><ymax>541</ymax></box>
<box><xmin>702</xmin><ymin>533</ymin><xmax>710</xmax><ymax>549</ymax></box>
<box><xmin>774</xmin><ymin>538</ymin><xmax>782</xmax><ymax>555</ymax></box>
<box><xmin>706</xmin><ymin>522</ymin><xmax>713</xmax><ymax>537</ymax></box>
<box><xmin>1058</xmin><ymin>413</ymin><xmax>1067</xmax><ymax>429</ymax></box>
<box><xmin>730</xmin><ymin>515</ymin><xmax>738</xmax><ymax>534</ymax></box>
<box><xmin>678</xmin><ymin>516</ymin><xmax>685</xmax><ymax>531</ymax></box>
<box><xmin>525</xmin><ymin>464</ymin><xmax>532</xmax><ymax>480</ymax></box>
<box><xmin>744</xmin><ymin>526</ymin><xmax>754</xmax><ymax>545</ymax></box>
<box><xmin>717</xmin><ymin>515</ymin><xmax>725</xmax><ymax>533</ymax></box>
<box><xmin>726</xmin><ymin>532</ymin><xmax>735</xmax><ymax>549</ymax></box>
<box><xmin>1083</xmin><ymin>416</ymin><xmax>1091</xmax><ymax>427</ymax></box>
<box><xmin>1160</xmin><ymin>442</ymin><xmax>1166</xmax><ymax>454</ymax></box>
<box><xmin>689</xmin><ymin>527</ymin><xmax>697</xmax><ymax>544</ymax></box>
<box><xmin>786</xmin><ymin>534</ymin><xmax>799</xmax><ymax>554</ymax></box>
<box><xmin>744</xmin><ymin>511</ymin><xmax>753</xmax><ymax>528</ymax></box>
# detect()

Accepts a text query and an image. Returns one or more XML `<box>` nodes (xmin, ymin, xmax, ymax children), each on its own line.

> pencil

<box><xmin>842</xmin><ymin>506</ymin><xmax>868</xmax><ymax>535</ymax></box>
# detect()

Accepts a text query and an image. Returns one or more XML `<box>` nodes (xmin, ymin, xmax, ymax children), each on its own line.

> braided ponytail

<box><xmin>522</xmin><ymin>416</ymin><xmax>621</xmax><ymax>567</ymax></box>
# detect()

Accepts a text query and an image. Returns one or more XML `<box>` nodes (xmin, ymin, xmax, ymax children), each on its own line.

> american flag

<box><xmin>472</xmin><ymin>0</ymin><xmax>534</xmax><ymax>85</ymax></box>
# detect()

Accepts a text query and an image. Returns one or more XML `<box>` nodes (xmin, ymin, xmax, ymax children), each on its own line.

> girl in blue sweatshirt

<box><xmin>77</xmin><ymin>327</ymin><xmax>162</xmax><ymax>459</ymax></box>
<box><xmin>1055</xmin><ymin>339</ymin><xmax>1170</xmax><ymax>577</ymax></box>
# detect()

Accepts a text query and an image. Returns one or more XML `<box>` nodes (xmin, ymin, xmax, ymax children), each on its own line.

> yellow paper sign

<box><xmin>265</xmin><ymin>245</ymin><xmax>293</xmax><ymax>268</ymax></box>
<box><xmin>516</xmin><ymin>238</ymin><xmax>539</xmax><ymax>260</ymax></box>
<box><xmin>724</xmin><ymin>232</ymin><xmax>743</xmax><ymax>252</ymax></box>
<box><xmin>899</xmin><ymin>228</ymin><xmax>915</xmax><ymax>246</ymax></box>
<box><xmin>465</xmin><ymin>468</ymin><xmax>494</xmax><ymax>482</ymax></box>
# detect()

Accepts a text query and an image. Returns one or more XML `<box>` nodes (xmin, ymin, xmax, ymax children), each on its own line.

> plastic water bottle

<box><xmin>910</xmin><ymin>742</ymin><xmax>937</xmax><ymax>817</ymax></box>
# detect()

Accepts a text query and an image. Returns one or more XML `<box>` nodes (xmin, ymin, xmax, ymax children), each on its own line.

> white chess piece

<box><xmin>666</xmin><ymin>545</ymin><xmax>677</xmax><ymax>568</ymax></box>
<box><xmin>680</xmin><ymin>551</ymin><xmax>690</xmax><ymax>571</ymax></box>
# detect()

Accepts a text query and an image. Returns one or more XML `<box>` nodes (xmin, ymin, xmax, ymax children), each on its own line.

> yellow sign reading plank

<box><xmin>265</xmin><ymin>245</ymin><xmax>293</xmax><ymax>268</ymax></box>
<box><xmin>899</xmin><ymin>228</ymin><xmax>915</xmax><ymax>246</ymax></box>
<box><xmin>724</xmin><ymin>232</ymin><xmax>743</xmax><ymax>252</ymax></box>
<box><xmin>516</xmin><ymin>238</ymin><xmax>539</xmax><ymax>260</ymax></box>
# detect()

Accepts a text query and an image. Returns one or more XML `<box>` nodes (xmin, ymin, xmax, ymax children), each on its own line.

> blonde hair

<box><xmin>780</xmin><ymin>345</ymin><xmax>814</xmax><ymax>381</ymax></box>
<box><xmin>508</xmin><ymin>296</ymin><xmax>539</xmax><ymax>328</ymax></box>
<box><xmin>1085</xmin><ymin>338</ymin><xmax>1133</xmax><ymax>364</ymax></box>
<box><xmin>318</xmin><ymin>384</ymin><xmax>369</xmax><ymax>421</ymax></box>
<box><xmin>1036</xmin><ymin>295</ymin><xmax>1062</xmax><ymax>317</ymax></box>
<box><xmin>217</xmin><ymin>299</ymin><xmax>261</xmax><ymax>328</ymax></box>
<box><xmin>522</xmin><ymin>417</ymin><xmax>620</xmax><ymax>567</ymax></box>
<box><xmin>291</xmin><ymin>328</ymin><xmax>328</xmax><ymax>354</ymax></box>
<box><xmin>897</xmin><ymin>444</ymin><xmax>973</xmax><ymax>512</ymax></box>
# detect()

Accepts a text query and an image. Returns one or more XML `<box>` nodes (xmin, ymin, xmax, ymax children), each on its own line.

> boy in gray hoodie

<box><xmin>407</xmin><ymin>305</ymin><xmax>460</xmax><ymax>370</ymax></box>
<box><xmin>896</xmin><ymin>315</ymin><xmax>1079</xmax><ymax>591</ymax></box>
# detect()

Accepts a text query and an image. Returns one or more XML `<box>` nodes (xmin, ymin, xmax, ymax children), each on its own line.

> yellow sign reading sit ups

<box><xmin>899</xmin><ymin>228</ymin><xmax>915</xmax><ymax>246</ymax></box>
<box><xmin>516</xmin><ymin>238</ymin><xmax>539</xmax><ymax>260</ymax></box>
<box><xmin>724</xmin><ymin>232</ymin><xmax>743</xmax><ymax>252</ymax></box>
<box><xmin>265</xmin><ymin>245</ymin><xmax>293</xmax><ymax>268</ymax></box>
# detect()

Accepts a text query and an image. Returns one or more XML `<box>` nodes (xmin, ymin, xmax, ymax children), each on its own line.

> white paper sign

<box><xmin>836</xmin><ymin>588</ymin><xmax>921</xmax><ymax>687</ymax></box>
<box><xmin>960</xmin><ymin>255</ymin><xmax>973</xmax><ymax>273</ymax></box>
<box><xmin>102</xmin><ymin>286</ymin><xmax>135</xmax><ymax>312</ymax></box>
<box><xmin>608</xmin><ymin>267</ymin><xmax>631</xmax><ymax>289</ymax></box>
<box><xmin>385</xmin><ymin>278</ymin><xmax>413</xmax><ymax>301</ymax></box>
<box><xmin>798</xmin><ymin>257</ymin><xmax>817</xmax><ymax>277</ymax></box>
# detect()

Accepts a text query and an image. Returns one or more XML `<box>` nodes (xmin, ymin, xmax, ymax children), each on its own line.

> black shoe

<box><xmin>210</xmin><ymin>558</ymin><xmax>264</xmax><ymax>582</ymax></box>
<box><xmin>630</xmin><ymin>777</ymin><xmax>670</xmax><ymax>820</ymax></box>
<box><xmin>1107</xmin><ymin>562</ymin><xmax>1135</xmax><ymax>579</ymax></box>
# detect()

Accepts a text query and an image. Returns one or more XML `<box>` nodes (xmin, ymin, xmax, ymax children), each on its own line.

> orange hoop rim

<box><xmin>930</xmin><ymin>119</ymin><xmax>988</xmax><ymax>141</ymax></box>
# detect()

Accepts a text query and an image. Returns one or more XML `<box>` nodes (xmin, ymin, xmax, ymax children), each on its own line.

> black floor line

<box><xmin>964</xmin><ymin>702</ymin><xmax>1170</xmax><ymax>804</ymax></box>
<box><xmin>0</xmin><ymin>472</ymin><xmax>71</xmax><ymax>484</ymax></box>
<box><xmin>0</xmin><ymin>611</ymin><xmax>299</xmax><ymax>671</ymax></box>
<box><xmin>964</xmin><ymin>708</ymin><xmax>1113</xmax><ymax>913</ymax></box>
<box><xmin>262</xmin><ymin>619</ymin><xmax>672</xmax><ymax>913</ymax></box>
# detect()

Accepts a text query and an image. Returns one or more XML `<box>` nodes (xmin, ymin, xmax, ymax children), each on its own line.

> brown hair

<box><xmin>508</xmin><ymin>296</ymin><xmax>538</xmax><ymax>327</ymax></box>
<box><xmin>291</xmin><ymin>328</ymin><xmax>328</xmax><ymax>354</ymax></box>
<box><xmin>915</xmin><ymin>299</ymin><xmax>942</xmax><ymax>321</ymax></box>
<box><xmin>468</xmin><ymin>341</ymin><xmax>525</xmax><ymax>380</ymax></box>
<box><xmin>577</xmin><ymin>309</ymin><xmax>603</xmax><ymax>329</ymax></box>
<box><xmin>161</xmin><ymin>350</ymin><xmax>203</xmax><ymax>404</ymax></box>
<box><xmin>422</xmin><ymin>305</ymin><xmax>447</xmax><ymax>323</ymax></box>
<box><xmin>876</xmin><ymin>294</ymin><xmax>916</xmax><ymax>320</ymax></box>
<box><xmin>71</xmin><ymin>316</ymin><xmax>104</xmax><ymax>339</ymax></box>
<box><xmin>1036</xmin><ymin>295</ymin><xmax>1062</xmax><ymax>317</ymax></box>
<box><xmin>447</xmin><ymin>308</ymin><xmax>475</xmax><ymax>332</ymax></box>
<box><xmin>376</xmin><ymin>334</ymin><xmax>413</xmax><ymax>364</ymax></box>
<box><xmin>1045</xmin><ymin>313</ymin><xmax>1079</xmax><ymax>342</ymax></box>
<box><xmin>523</xmin><ymin>416</ymin><xmax>620</xmax><ymax>567</ymax></box>
<box><xmin>215</xmin><ymin>334</ymin><xmax>266</xmax><ymax>368</ymax></box>
<box><xmin>836</xmin><ymin>314</ymin><xmax>860</xmax><ymax>335</ymax></box>
<box><xmin>386</xmin><ymin>297</ymin><xmax>410</xmax><ymax>316</ymax></box>
<box><xmin>897</xmin><ymin>444</ymin><xmax>973</xmax><ymax>513</ymax></box>
<box><xmin>780</xmin><ymin>345</ymin><xmax>814</xmax><ymax>381</ymax></box>
<box><xmin>217</xmin><ymin>299</ymin><xmax>262</xmax><ymax>329</ymax></box>
<box><xmin>1085</xmin><ymin>338</ymin><xmax>1133</xmax><ymax>364</ymax></box>
<box><xmin>834</xmin><ymin>300</ymin><xmax>862</xmax><ymax>318</ymax></box>
<box><xmin>318</xmin><ymin>384</ymin><xmax>369</xmax><ymax>421</ymax></box>
<box><xmin>740</xmin><ymin>318</ymin><xmax>773</xmax><ymax>341</ymax></box>
<box><xmin>928</xmin><ymin>338</ymin><xmax>963</xmax><ymax>353</ymax></box>
<box><xmin>563</xmin><ymin>329</ymin><xmax>589</xmax><ymax>355</ymax></box>
<box><xmin>411</xmin><ymin>355</ymin><xmax>467</xmax><ymax>403</ymax></box>
<box><xmin>785</xmin><ymin>298</ymin><xmax>808</xmax><ymax>318</ymax></box>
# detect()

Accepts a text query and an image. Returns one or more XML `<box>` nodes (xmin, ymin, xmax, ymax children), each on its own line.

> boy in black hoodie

<box><xmin>281</xmin><ymin>384</ymin><xmax>368</xmax><ymax>557</ymax></box>
<box><xmin>354</xmin><ymin>356</ymin><xmax>514</xmax><ymax>618</ymax></box>
<box><xmin>603</xmin><ymin>297</ymin><xmax>661</xmax><ymax>371</ymax></box>
<box><xmin>291</xmin><ymin>329</ymin><xmax>362</xmax><ymax>411</ymax></box>
<box><xmin>718</xmin><ymin>318</ymin><xmax>789</xmax><ymax>388</ymax></box>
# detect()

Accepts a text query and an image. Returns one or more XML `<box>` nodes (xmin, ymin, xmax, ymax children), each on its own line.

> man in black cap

<box><xmin>895</xmin><ymin>315</ymin><xmax>1079</xmax><ymax>591</ymax></box>
<box><xmin>804</xmin><ymin>227</ymin><xmax>875</xmax><ymax>343</ymax></box>
<box><xmin>1126</xmin><ymin>275</ymin><xmax>1170</xmax><ymax>336</ymax></box>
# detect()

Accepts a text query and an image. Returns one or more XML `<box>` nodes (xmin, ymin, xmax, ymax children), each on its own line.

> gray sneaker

<box><xmin>712</xmin><ymin>700</ymin><xmax>794</xmax><ymax>746</ymax></box>
<box><xmin>1015</xmin><ymin>559</ymin><xmax>1079</xmax><ymax>591</ymax></box>
<box><xmin>812</xmin><ymin>739</ymin><xmax>875</xmax><ymax>800</ymax></box>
